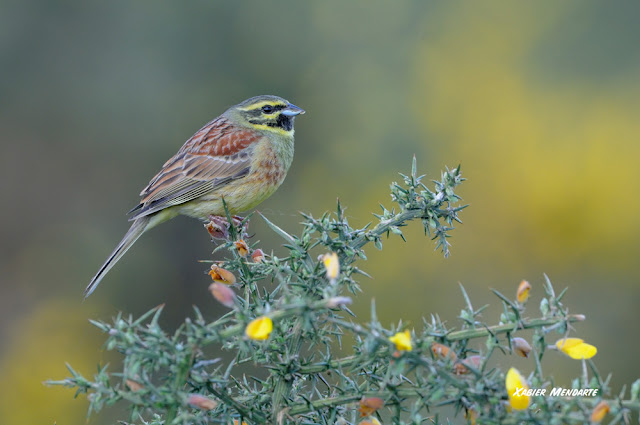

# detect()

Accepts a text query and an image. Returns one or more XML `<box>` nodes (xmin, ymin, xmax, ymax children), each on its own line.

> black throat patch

<box><xmin>248</xmin><ymin>113</ymin><xmax>294</xmax><ymax>131</ymax></box>
<box><xmin>276</xmin><ymin>114</ymin><xmax>293</xmax><ymax>131</ymax></box>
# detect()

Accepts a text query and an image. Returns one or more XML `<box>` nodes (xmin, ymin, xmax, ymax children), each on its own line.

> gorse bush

<box><xmin>50</xmin><ymin>158</ymin><xmax>640</xmax><ymax>424</ymax></box>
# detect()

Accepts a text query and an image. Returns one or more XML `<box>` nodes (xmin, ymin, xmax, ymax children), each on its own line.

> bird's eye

<box><xmin>261</xmin><ymin>105</ymin><xmax>274</xmax><ymax>114</ymax></box>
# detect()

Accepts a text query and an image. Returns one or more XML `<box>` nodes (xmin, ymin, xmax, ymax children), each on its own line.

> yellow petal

<box><xmin>555</xmin><ymin>337</ymin><xmax>584</xmax><ymax>350</ymax></box>
<box><xmin>505</xmin><ymin>367</ymin><xmax>530</xmax><ymax>410</ymax></box>
<box><xmin>245</xmin><ymin>316</ymin><xmax>273</xmax><ymax>340</ymax></box>
<box><xmin>564</xmin><ymin>343</ymin><xmax>597</xmax><ymax>359</ymax></box>
<box><xmin>322</xmin><ymin>252</ymin><xmax>340</xmax><ymax>280</ymax></box>
<box><xmin>555</xmin><ymin>338</ymin><xmax>597</xmax><ymax>359</ymax></box>
<box><xmin>389</xmin><ymin>330</ymin><xmax>412</xmax><ymax>351</ymax></box>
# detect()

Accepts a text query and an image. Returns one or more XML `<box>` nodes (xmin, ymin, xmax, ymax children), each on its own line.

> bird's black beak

<box><xmin>282</xmin><ymin>103</ymin><xmax>305</xmax><ymax>116</ymax></box>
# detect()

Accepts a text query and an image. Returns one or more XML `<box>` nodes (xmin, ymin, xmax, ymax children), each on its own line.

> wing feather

<box><xmin>128</xmin><ymin>116</ymin><xmax>261</xmax><ymax>220</ymax></box>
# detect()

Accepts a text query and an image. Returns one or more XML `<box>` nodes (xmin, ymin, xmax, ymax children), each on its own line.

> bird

<box><xmin>84</xmin><ymin>95</ymin><xmax>305</xmax><ymax>298</ymax></box>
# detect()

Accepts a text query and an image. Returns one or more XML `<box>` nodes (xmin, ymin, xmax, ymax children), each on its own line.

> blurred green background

<box><xmin>2</xmin><ymin>1</ymin><xmax>640</xmax><ymax>423</ymax></box>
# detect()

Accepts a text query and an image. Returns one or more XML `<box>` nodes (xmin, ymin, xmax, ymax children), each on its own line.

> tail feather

<box><xmin>84</xmin><ymin>217</ymin><xmax>150</xmax><ymax>299</ymax></box>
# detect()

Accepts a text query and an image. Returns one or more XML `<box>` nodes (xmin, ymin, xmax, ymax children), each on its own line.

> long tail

<box><xmin>84</xmin><ymin>216</ymin><xmax>151</xmax><ymax>299</ymax></box>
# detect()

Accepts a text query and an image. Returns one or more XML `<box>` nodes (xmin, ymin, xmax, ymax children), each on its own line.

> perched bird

<box><xmin>84</xmin><ymin>95</ymin><xmax>304</xmax><ymax>298</ymax></box>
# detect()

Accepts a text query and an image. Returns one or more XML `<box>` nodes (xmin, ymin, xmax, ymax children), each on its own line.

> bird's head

<box><xmin>226</xmin><ymin>95</ymin><xmax>305</xmax><ymax>136</ymax></box>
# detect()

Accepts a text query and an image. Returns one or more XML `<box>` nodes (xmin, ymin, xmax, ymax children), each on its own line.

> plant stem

<box><xmin>299</xmin><ymin>314</ymin><xmax>585</xmax><ymax>374</ymax></box>
<box><xmin>352</xmin><ymin>209</ymin><xmax>428</xmax><ymax>250</ymax></box>
<box><xmin>287</xmin><ymin>389</ymin><xmax>455</xmax><ymax>415</ymax></box>
<box><xmin>203</xmin><ymin>299</ymin><xmax>341</xmax><ymax>343</ymax></box>
<box><xmin>442</xmin><ymin>315</ymin><xmax>585</xmax><ymax>341</ymax></box>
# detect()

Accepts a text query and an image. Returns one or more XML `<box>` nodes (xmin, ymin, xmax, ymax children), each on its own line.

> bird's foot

<box><xmin>205</xmin><ymin>215</ymin><xmax>248</xmax><ymax>240</ymax></box>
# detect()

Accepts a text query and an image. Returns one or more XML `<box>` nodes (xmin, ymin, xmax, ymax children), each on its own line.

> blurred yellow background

<box><xmin>1</xmin><ymin>1</ymin><xmax>639</xmax><ymax>423</ymax></box>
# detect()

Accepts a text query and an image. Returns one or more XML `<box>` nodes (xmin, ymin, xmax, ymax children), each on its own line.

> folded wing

<box><xmin>128</xmin><ymin>117</ymin><xmax>261</xmax><ymax>220</ymax></box>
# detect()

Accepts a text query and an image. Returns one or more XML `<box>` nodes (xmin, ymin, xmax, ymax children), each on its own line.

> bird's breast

<box><xmin>174</xmin><ymin>137</ymin><xmax>293</xmax><ymax>219</ymax></box>
<box><xmin>250</xmin><ymin>141</ymin><xmax>289</xmax><ymax>186</ymax></box>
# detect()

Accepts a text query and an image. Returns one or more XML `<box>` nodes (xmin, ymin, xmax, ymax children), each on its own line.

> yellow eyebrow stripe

<box><xmin>237</xmin><ymin>100</ymin><xmax>287</xmax><ymax>111</ymax></box>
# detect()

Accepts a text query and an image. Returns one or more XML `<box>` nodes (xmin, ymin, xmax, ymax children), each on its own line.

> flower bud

<box><xmin>590</xmin><ymin>401</ymin><xmax>610</xmax><ymax>423</ymax></box>
<box><xmin>234</xmin><ymin>240</ymin><xmax>249</xmax><ymax>257</ymax></box>
<box><xmin>516</xmin><ymin>280</ymin><xmax>531</xmax><ymax>303</ymax></box>
<box><xmin>125</xmin><ymin>379</ymin><xmax>144</xmax><ymax>392</ymax></box>
<box><xmin>209</xmin><ymin>283</ymin><xmax>236</xmax><ymax>308</ymax></box>
<box><xmin>359</xmin><ymin>397</ymin><xmax>384</xmax><ymax>417</ymax></box>
<box><xmin>188</xmin><ymin>394</ymin><xmax>218</xmax><ymax>410</ymax></box>
<box><xmin>322</xmin><ymin>252</ymin><xmax>340</xmax><ymax>281</ymax></box>
<box><xmin>511</xmin><ymin>337</ymin><xmax>532</xmax><ymax>358</ymax></box>
<box><xmin>209</xmin><ymin>265</ymin><xmax>236</xmax><ymax>285</ymax></box>
<box><xmin>431</xmin><ymin>342</ymin><xmax>457</xmax><ymax>361</ymax></box>
<box><xmin>204</xmin><ymin>220</ymin><xmax>226</xmax><ymax>239</ymax></box>
<box><xmin>251</xmin><ymin>248</ymin><xmax>265</xmax><ymax>263</ymax></box>
<box><xmin>453</xmin><ymin>355</ymin><xmax>483</xmax><ymax>375</ymax></box>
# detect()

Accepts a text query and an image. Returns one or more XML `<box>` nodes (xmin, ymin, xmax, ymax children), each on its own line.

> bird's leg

<box><xmin>205</xmin><ymin>215</ymin><xmax>249</xmax><ymax>240</ymax></box>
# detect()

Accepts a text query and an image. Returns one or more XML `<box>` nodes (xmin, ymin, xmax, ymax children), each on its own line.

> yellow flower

<box><xmin>555</xmin><ymin>338</ymin><xmax>597</xmax><ymax>360</ymax></box>
<box><xmin>245</xmin><ymin>316</ymin><xmax>273</xmax><ymax>340</ymax></box>
<box><xmin>590</xmin><ymin>401</ymin><xmax>610</xmax><ymax>423</ymax></box>
<box><xmin>322</xmin><ymin>252</ymin><xmax>340</xmax><ymax>281</ymax></box>
<box><xmin>360</xmin><ymin>418</ymin><xmax>381</xmax><ymax>425</ymax></box>
<box><xmin>516</xmin><ymin>280</ymin><xmax>531</xmax><ymax>303</ymax></box>
<box><xmin>505</xmin><ymin>367</ymin><xmax>530</xmax><ymax>410</ymax></box>
<box><xmin>389</xmin><ymin>330</ymin><xmax>412</xmax><ymax>351</ymax></box>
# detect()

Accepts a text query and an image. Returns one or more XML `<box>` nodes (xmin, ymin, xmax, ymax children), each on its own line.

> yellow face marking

<box><xmin>250</xmin><ymin>123</ymin><xmax>294</xmax><ymax>136</ymax></box>
<box><xmin>237</xmin><ymin>100</ymin><xmax>287</xmax><ymax>112</ymax></box>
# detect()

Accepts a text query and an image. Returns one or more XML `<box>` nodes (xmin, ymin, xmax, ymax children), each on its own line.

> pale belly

<box><xmin>174</xmin><ymin>177</ymin><xmax>284</xmax><ymax>219</ymax></box>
